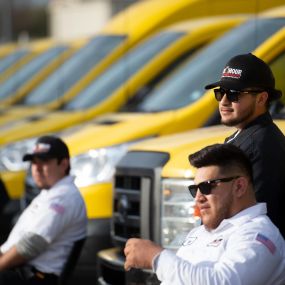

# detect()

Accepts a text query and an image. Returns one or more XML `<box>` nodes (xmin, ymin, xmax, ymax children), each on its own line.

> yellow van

<box><xmin>1</xmin><ymin>12</ymin><xmax>285</xmax><ymax>207</ymax></box>
<box><xmin>0</xmin><ymin>0</ymin><xmax>281</xmax><ymax>126</ymax></box>
<box><xmin>0</xmin><ymin>15</ymin><xmax>246</xmax><ymax>144</ymax></box>
<box><xmin>95</xmin><ymin>29</ymin><xmax>285</xmax><ymax>283</ymax></box>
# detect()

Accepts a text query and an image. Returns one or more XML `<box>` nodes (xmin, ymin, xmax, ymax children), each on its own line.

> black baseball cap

<box><xmin>23</xmin><ymin>136</ymin><xmax>70</xmax><ymax>162</ymax></box>
<box><xmin>205</xmin><ymin>53</ymin><xmax>282</xmax><ymax>100</ymax></box>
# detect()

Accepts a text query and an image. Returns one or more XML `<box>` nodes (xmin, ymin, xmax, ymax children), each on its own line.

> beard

<box><xmin>220</xmin><ymin>103</ymin><xmax>256</xmax><ymax>127</ymax></box>
<box><xmin>203</xmin><ymin>195</ymin><xmax>234</xmax><ymax>231</ymax></box>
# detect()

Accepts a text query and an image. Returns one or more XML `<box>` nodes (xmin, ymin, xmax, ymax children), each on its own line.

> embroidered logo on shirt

<box><xmin>256</xmin><ymin>233</ymin><xmax>276</xmax><ymax>254</ymax></box>
<box><xmin>182</xmin><ymin>237</ymin><xmax>197</xmax><ymax>246</ymax></box>
<box><xmin>50</xmin><ymin>203</ymin><xmax>65</xmax><ymax>214</ymax></box>
<box><xmin>207</xmin><ymin>237</ymin><xmax>223</xmax><ymax>247</ymax></box>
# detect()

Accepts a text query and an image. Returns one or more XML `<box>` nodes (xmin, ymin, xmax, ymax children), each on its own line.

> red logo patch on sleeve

<box><xmin>49</xmin><ymin>203</ymin><xmax>65</xmax><ymax>214</ymax></box>
<box><xmin>256</xmin><ymin>233</ymin><xmax>276</xmax><ymax>254</ymax></box>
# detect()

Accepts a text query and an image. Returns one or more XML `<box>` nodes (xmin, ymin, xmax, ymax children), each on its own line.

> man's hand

<box><xmin>124</xmin><ymin>238</ymin><xmax>163</xmax><ymax>271</ymax></box>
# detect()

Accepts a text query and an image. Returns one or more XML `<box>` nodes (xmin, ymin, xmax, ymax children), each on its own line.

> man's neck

<box><xmin>236</xmin><ymin>111</ymin><xmax>268</xmax><ymax>130</ymax></box>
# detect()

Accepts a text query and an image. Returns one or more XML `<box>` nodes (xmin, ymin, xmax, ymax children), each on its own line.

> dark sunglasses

<box><xmin>214</xmin><ymin>88</ymin><xmax>263</xmax><ymax>103</ymax></box>
<box><xmin>188</xmin><ymin>176</ymin><xmax>240</xmax><ymax>198</ymax></box>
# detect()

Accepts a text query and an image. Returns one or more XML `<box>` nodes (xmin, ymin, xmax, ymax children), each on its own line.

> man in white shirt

<box><xmin>124</xmin><ymin>143</ymin><xmax>285</xmax><ymax>285</ymax></box>
<box><xmin>0</xmin><ymin>136</ymin><xmax>87</xmax><ymax>285</ymax></box>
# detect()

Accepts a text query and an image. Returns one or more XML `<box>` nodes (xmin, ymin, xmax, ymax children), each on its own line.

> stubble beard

<box><xmin>35</xmin><ymin>178</ymin><xmax>51</xmax><ymax>190</ymax></box>
<box><xmin>220</xmin><ymin>104</ymin><xmax>256</xmax><ymax>127</ymax></box>
<box><xmin>204</xmin><ymin>196</ymin><xmax>234</xmax><ymax>231</ymax></box>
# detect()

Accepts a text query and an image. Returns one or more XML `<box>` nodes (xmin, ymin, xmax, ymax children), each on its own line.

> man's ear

<box><xmin>233</xmin><ymin>177</ymin><xmax>248</xmax><ymax>198</ymax></box>
<box><xmin>60</xmin><ymin>158</ymin><xmax>69</xmax><ymax>172</ymax></box>
<box><xmin>256</xmin><ymin>91</ymin><xmax>268</xmax><ymax>107</ymax></box>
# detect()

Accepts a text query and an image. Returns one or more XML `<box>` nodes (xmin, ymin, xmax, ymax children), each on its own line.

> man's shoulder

<box><xmin>48</xmin><ymin>179</ymin><xmax>82</xmax><ymax>204</ymax></box>
<box><xmin>50</xmin><ymin>176</ymin><xmax>77</xmax><ymax>193</ymax></box>
<box><xmin>235</xmin><ymin>214</ymin><xmax>281</xmax><ymax>242</ymax></box>
<box><xmin>240</xmin><ymin>119</ymin><xmax>285</xmax><ymax>145</ymax></box>
<box><xmin>254</xmin><ymin>122</ymin><xmax>285</xmax><ymax>144</ymax></box>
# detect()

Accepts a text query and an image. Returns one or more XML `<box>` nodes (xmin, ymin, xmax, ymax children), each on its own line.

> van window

<box><xmin>0</xmin><ymin>46</ymin><xmax>67</xmax><ymax>100</ymax></box>
<box><xmin>23</xmin><ymin>35</ymin><xmax>126</xmax><ymax>105</ymax></box>
<box><xmin>135</xmin><ymin>18</ymin><xmax>285</xmax><ymax>112</ymax></box>
<box><xmin>0</xmin><ymin>49</ymin><xmax>28</xmax><ymax>74</ymax></box>
<box><xmin>64</xmin><ymin>31</ymin><xmax>184</xmax><ymax>110</ymax></box>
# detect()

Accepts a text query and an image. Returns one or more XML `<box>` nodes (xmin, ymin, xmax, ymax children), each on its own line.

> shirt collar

<box><xmin>242</xmin><ymin>112</ymin><xmax>272</xmax><ymax>130</ymax></box>
<box><xmin>212</xmin><ymin>203</ymin><xmax>267</xmax><ymax>233</ymax></box>
<box><xmin>42</xmin><ymin>175</ymin><xmax>74</xmax><ymax>192</ymax></box>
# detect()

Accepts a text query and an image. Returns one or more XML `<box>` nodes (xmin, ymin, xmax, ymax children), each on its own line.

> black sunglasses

<box><xmin>214</xmin><ymin>88</ymin><xmax>263</xmax><ymax>102</ymax></box>
<box><xmin>188</xmin><ymin>176</ymin><xmax>240</xmax><ymax>198</ymax></box>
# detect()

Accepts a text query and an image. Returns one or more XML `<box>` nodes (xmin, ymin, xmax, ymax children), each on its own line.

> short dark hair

<box><xmin>189</xmin><ymin>144</ymin><xmax>253</xmax><ymax>183</ymax></box>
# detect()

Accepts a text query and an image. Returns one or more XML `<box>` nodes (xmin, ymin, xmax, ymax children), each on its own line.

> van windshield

<box><xmin>63</xmin><ymin>31</ymin><xmax>185</xmax><ymax>110</ymax></box>
<box><xmin>0</xmin><ymin>49</ymin><xmax>28</xmax><ymax>74</ymax></box>
<box><xmin>24</xmin><ymin>35</ymin><xmax>126</xmax><ymax>105</ymax></box>
<box><xmin>0</xmin><ymin>46</ymin><xmax>67</xmax><ymax>100</ymax></box>
<box><xmin>129</xmin><ymin>18</ymin><xmax>285</xmax><ymax>112</ymax></box>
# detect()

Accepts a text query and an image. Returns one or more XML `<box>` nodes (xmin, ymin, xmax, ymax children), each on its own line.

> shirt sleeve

<box><xmin>154</xmin><ymin>228</ymin><xmax>282</xmax><ymax>285</ymax></box>
<box><xmin>27</xmin><ymin>199</ymin><xmax>70</xmax><ymax>244</ymax></box>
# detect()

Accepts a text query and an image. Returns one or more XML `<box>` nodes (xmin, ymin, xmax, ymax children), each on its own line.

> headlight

<box><xmin>161</xmin><ymin>178</ymin><xmax>201</xmax><ymax>249</ymax></box>
<box><xmin>71</xmin><ymin>142</ymin><xmax>133</xmax><ymax>188</ymax></box>
<box><xmin>0</xmin><ymin>138</ymin><xmax>37</xmax><ymax>171</ymax></box>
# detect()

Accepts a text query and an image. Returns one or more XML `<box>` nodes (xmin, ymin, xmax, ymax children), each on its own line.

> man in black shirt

<box><xmin>205</xmin><ymin>53</ymin><xmax>285</xmax><ymax>237</ymax></box>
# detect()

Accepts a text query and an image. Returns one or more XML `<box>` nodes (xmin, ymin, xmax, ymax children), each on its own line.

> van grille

<box><xmin>113</xmin><ymin>175</ymin><xmax>148</xmax><ymax>241</ymax></box>
<box><xmin>111</xmin><ymin>151</ymin><xmax>169</xmax><ymax>247</ymax></box>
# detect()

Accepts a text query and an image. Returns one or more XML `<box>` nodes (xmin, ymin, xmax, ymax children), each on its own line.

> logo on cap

<box><xmin>34</xmin><ymin>143</ymin><xmax>51</xmax><ymax>153</ymax></box>
<box><xmin>222</xmin><ymin>66</ymin><xmax>242</xmax><ymax>79</ymax></box>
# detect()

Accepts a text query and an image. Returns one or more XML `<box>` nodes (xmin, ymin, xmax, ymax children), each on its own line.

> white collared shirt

<box><xmin>1</xmin><ymin>176</ymin><xmax>87</xmax><ymax>275</ymax></box>
<box><xmin>154</xmin><ymin>203</ymin><xmax>285</xmax><ymax>285</ymax></box>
